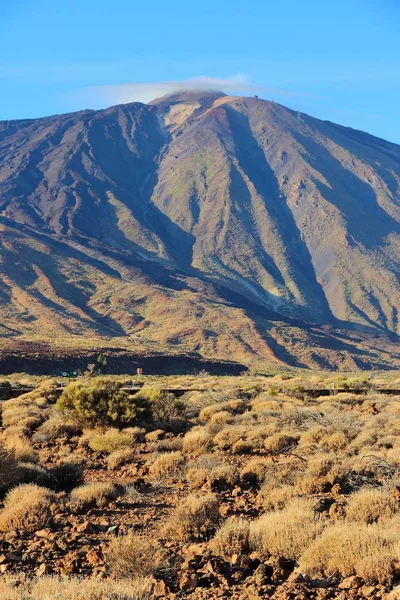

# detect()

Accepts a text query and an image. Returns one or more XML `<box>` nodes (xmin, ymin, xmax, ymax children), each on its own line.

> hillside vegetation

<box><xmin>0</xmin><ymin>372</ymin><xmax>399</xmax><ymax>599</ymax></box>
<box><xmin>0</xmin><ymin>92</ymin><xmax>400</xmax><ymax>368</ymax></box>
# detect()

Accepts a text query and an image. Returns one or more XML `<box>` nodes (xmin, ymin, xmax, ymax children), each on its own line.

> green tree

<box><xmin>57</xmin><ymin>378</ymin><xmax>149</xmax><ymax>428</ymax></box>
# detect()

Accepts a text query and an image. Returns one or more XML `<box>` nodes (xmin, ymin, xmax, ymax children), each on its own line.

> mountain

<box><xmin>0</xmin><ymin>91</ymin><xmax>400</xmax><ymax>370</ymax></box>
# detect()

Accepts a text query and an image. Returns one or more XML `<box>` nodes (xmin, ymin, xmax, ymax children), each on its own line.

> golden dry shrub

<box><xmin>260</xmin><ymin>483</ymin><xmax>297</xmax><ymax>511</ymax></box>
<box><xmin>182</xmin><ymin>428</ymin><xmax>213</xmax><ymax>454</ymax></box>
<box><xmin>165</xmin><ymin>493</ymin><xmax>221</xmax><ymax>542</ymax></box>
<box><xmin>0</xmin><ymin>442</ymin><xmax>20</xmax><ymax>492</ymax></box>
<box><xmin>107</xmin><ymin>448</ymin><xmax>136</xmax><ymax>471</ymax></box>
<box><xmin>186</xmin><ymin>467</ymin><xmax>208</xmax><ymax>489</ymax></box>
<box><xmin>3</xmin><ymin>435</ymin><xmax>37</xmax><ymax>463</ymax></box>
<box><xmin>213</xmin><ymin>426</ymin><xmax>248</xmax><ymax>451</ymax></box>
<box><xmin>249</xmin><ymin>498</ymin><xmax>324</xmax><ymax>560</ymax></box>
<box><xmin>346</xmin><ymin>488</ymin><xmax>399</xmax><ymax>524</ymax></box>
<box><xmin>299</xmin><ymin>522</ymin><xmax>400</xmax><ymax>584</ymax></box>
<box><xmin>199</xmin><ymin>403</ymin><xmax>228</xmax><ymax>423</ymax></box>
<box><xmin>0</xmin><ymin>484</ymin><xmax>55</xmax><ymax>533</ymax></box>
<box><xmin>105</xmin><ymin>531</ymin><xmax>166</xmax><ymax>579</ymax></box>
<box><xmin>296</xmin><ymin>454</ymin><xmax>336</xmax><ymax>495</ymax></box>
<box><xmin>209</xmin><ymin>517</ymin><xmax>250</xmax><ymax>558</ymax></box>
<box><xmin>85</xmin><ymin>428</ymin><xmax>136</xmax><ymax>453</ymax></box>
<box><xmin>32</xmin><ymin>415</ymin><xmax>81</xmax><ymax>442</ymax></box>
<box><xmin>0</xmin><ymin>575</ymin><xmax>153</xmax><ymax>600</ymax></box>
<box><xmin>208</xmin><ymin>463</ymin><xmax>239</xmax><ymax>490</ymax></box>
<box><xmin>264</xmin><ymin>433</ymin><xmax>299</xmax><ymax>455</ymax></box>
<box><xmin>240</xmin><ymin>458</ymin><xmax>268</xmax><ymax>486</ymax></box>
<box><xmin>148</xmin><ymin>451</ymin><xmax>185</xmax><ymax>478</ymax></box>
<box><xmin>70</xmin><ymin>481</ymin><xmax>118</xmax><ymax>508</ymax></box>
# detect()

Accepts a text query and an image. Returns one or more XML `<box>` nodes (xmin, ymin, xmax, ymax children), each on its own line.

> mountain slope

<box><xmin>0</xmin><ymin>92</ymin><xmax>399</xmax><ymax>369</ymax></box>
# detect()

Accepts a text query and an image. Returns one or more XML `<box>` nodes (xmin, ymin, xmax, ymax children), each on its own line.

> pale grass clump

<box><xmin>213</xmin><ymin>426</ymin><xmax>248</xmax><ymax>451</ymax></box>
<box><xmin>85</xmin><ymin>428</ymin><xmax>136</xmax><ymax>453</ymax></box>
<box><xmin>70</xmin><ymin>481</ymin><xmax>118</xmax><ymax>507</ymax></box>
<box><xmin>0</xmin><ymin>484</ymin><xmax>55</xmax><ymax>533</ymax></box>
<box><xmin>209</xmin><ymin>517</ymin><xmax>250</xmax><ymax>558</ymax></box>
<box><xmin>240</xmin><ymin>458</ymin><xmax>268</xmax><ymax>486</ymax></box>
<box><xmin>186</xmin><ymin>466</ymin><xmax>208</xmax><ymax>489</ymax></box>
<box><xmin>207</xmin><ymin>463</ymin><xmax>239</xmax><ymax>490</ymax></box>
<box><xmin>3</xmin><ymin>435</ymin><xmax>37</xmax><ymax>463</ymax></box>
<box><xmin>260</xmin><ymin>483</ymin><xmax>297</xmax><ymax>511</ymax></box>
<box><xmin>264</xmin><ymin>433</ymin><xmax>299</xmax><ymax>455</ymax></box>
<box><xmin>148</xmin><ymin>451</ymin><xmax>185</xmax><ymax>478</ymax></box>
<box><xmin>249</xmin><ymin>498</ymin><xmax>324</xmax><ymax>560</ymax></box>
<box><xmin>0</xmin><ymin>575</ymin><xmax>153</xmax><ymax>600</ymax></box>
<box><xmin>199</xmin><ymin>399</ymin><xmax>246</xmax><ymax>423</ymax></box>
<box><xmin>346</xmin><ymin>487</ymin><xmax>399</xmax><ymax>524</ymax></box>
<box><xmin>299</xmin><ymin>522</ymin><xmax>400</xmax><ymax>584</ymax></box>
<box><xmin>319</xmin><ymin>430</ymin><xmax>349</xmax><ymax>452</ymax></box>
<box><xmin>165</xmin><ymin>493</ymin><xmax>221</xmax><ymax>542</ymax></box>
<box><xmin>105</xmin><ymin>531</ymin><xmax>166</xmax><ymax>578</ymax></box>
<box><xmin>0</xmin><ymin>442</ymin><xmax>20</xmax><ymax>492</ymax></box>
<box><xmin>182</xmin><ymin>428</ymin><xmax>213</xmax><ymax>454</ymax></box>
<box><xmin>107</xmin><ymin>448</ymin><xmax>136</xmax><ymax>471</ymax></box>
<box><xmin>32</xmin><ymin>416</ymin><xmax>81</xmax><ymax>442</ymax></box>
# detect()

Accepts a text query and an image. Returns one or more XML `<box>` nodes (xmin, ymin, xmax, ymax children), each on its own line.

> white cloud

<box><xmin>71</xmin><ymin>75</ymin><xmax>297</xmax><ymax>108</ymax></box>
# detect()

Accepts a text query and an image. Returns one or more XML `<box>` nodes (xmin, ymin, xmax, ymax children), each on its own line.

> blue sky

<box><xmin>1</xmin><ymin>0</ymin><xmax>399</xmax><ymax>142</ymax></box>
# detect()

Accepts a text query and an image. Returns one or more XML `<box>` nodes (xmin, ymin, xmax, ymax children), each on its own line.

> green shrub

<box><xmin>57</xmin><ymin>378</ymin><xmax>149</xmax><ymax>427</ymax></box>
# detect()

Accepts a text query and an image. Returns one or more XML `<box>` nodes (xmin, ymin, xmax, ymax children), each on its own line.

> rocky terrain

<box><xmin>1</xmin><ymin>92</ymin><xmax>400</xmax><ymax>369</ymax></box>
<box><xmin>0</xmin><ymin>373</ymin><xmax>400</xmax><ymax>599</ymax></box>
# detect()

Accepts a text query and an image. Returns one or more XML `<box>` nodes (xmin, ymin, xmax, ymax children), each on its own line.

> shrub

<box><xmin>0</xmin><ymin>442</ymin><xmax>20</xmax><ymax>493</ymax></box>
<box><xmin>346</xmin><ymin>487</ymin><xmax>398</xmax><ymax>524</ymax></box>
<box><xmin>3</xmin><ymin>435</ymin><xmax>37</xmax><ymax>463</ymax></box>
<box><xmin>186</xmin><ymin>467</ymin><xmax>208</xmax><ymax>489</ymax></box>
<box><xmin>182</xmin><ymin>428</ymin><xmax>213</xmax><ymax>454</ymax></box>
<box><xmin>299</xmin><ymin>522</ymin><xmax>400</xmax><ymax>584</ymax></box>
<box><xmin>48</xmin><ymin>462</ymin><xmax>84</xmax><ymax>492</ymax></box>
<box><xmin>148</xmin><ymin>451</ymin><xmax>185</xmax><ymax>478</ymax></box>
<box><xmin>107</xmin><ymin>448</ymin><xmax>136</xmax><ymax>471</ymax></box>
<box><xmin>70</xmin><ymin>482</ymin><xmax>118</xmax><ymax>507</ymax></box>
<box><xmin>105</xmin><ymin>531</ymin><xmax>166</xmax><ymax>579</ymax></box>
<box><xmin>264</xmin><ymin>433</ymin><xmax>299</xmax><ymax>455</ymax></box>
<box><xmin>166</xmin><ymin>493</ymin><xmax>221</xmax><ymax>542</ymax></box>
<box><xmin>0</xmin><ymin>484</ymin><xmax>55</xmax><ymax>533</ymax></box>
<box><xmin>17</xmin><ymin>462</ymin><xmax>50</xmax><ymax>487</ymax></box>
<box><xmin>260</xmin><ymin>483</ymin><xmax>297</xmax><ymax>511</ymax></box>
<box><xmin>213</xmin><ymin>426</ymin><xmax>248</xmax><ymax>451</ymax></box>
<box><xmin>57</xmin><ymin>378</ymin><xmax>149</xmax><ymax>427</ymax></box>
<box><xmin>209</xmin><ymin>517</ymin><xmax>250</xmax><ymax>558</ymax></box>
<box><xmin>85</xmin><ymin>428</ymin><xmax>136</xmax><ymax>453</ymax></box>
<box><xmin>240</xmin><ymin>458</ymin><xmax>268</xmax><ymax>487</ymax></box>
<box><xmin>208</xmin><ymin>464</ymin><xmax>239</xmax><ymax>491</ymax></box>
<box><xmin>249</xmin><ymin>498</ymin><xmax>324</xmax><ymax>560</ymax></box>
<box><xmin>32</xmin><ymin>416</ymin><xmax>81</xmax><ymax>442</ymax></box>
<box><xmin>0</xmin><ymin>575</ymin><xmax>153</xmax><ymax>600</ymax></box>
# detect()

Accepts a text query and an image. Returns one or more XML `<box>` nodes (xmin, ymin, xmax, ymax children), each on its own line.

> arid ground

<box><xmin>0</xmin><ymin>372</ymin><xmax>400</xmax><ymax>599</ymax></box>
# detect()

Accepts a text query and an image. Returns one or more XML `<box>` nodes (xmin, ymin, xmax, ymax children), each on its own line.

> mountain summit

<box><xmin>0</xmin><ymin>93</ymin><xmax>399</xmax><ymax>368</ymax></box>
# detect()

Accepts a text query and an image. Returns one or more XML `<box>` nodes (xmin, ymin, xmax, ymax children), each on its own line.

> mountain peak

<box><xmin>149</xmin><ymin>89</ymin><xmax>226</xmax><ymax>107</ymax></box>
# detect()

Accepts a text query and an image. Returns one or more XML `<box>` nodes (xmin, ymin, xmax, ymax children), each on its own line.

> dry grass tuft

<box><xmin>70</xmin><ymin>482</ymin><xmax>118</xmax><ymax>507</ymax></box>
<box><xmin>85</xmin><ymin>428</ymin><xmax>136</xmax><ymax>453</ymax></box>
<box><xmin>0</xmin><ymin>575</ymin><xmax>153</xmax><ymax>600</ymax></box>
<box><xmin>299</xmin><ymin>522</ymin><xmax>400</xmax><ymax>584</ymax></box>
<box><xmin>0</xmin><ymin>484</ymin><xmax>55</xmax><ymax>533</ymax></box>
<box><xmin>250</xmin><ymin>498</ymin><xmax>324</xmax><ymax>560</ymax></box>
<box><xmin>182</xmin><ymin>428</ymin><xmax>213</xmax><ymax>455</ymax></box>
<box><xmin>165</xmin><ymin>493</ymin><xmax>221</xmax><ymax>542</ymax></box>
<box><xmin>105</xmin><ymin>531</ymin><xmax>166</xmax><ymax>579</ymax></box>
<box><xmin>345</xmin><ymin>487</ymin><xmax>399</xmax><ymax>524</ymax></box>
<box><xmin>209</xmin><ymin>517</ymin><xmax>250</xmax><ymax>558</ymax></box>
<box><xmin>148</xmin><ymin>451</ymin><xmax>185</xmax><ymax>478</ymax></box>
<box><xmin>107</xmin><ymin>448</ymin><xmax>136</xmax><ymax>471</ymax></box>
